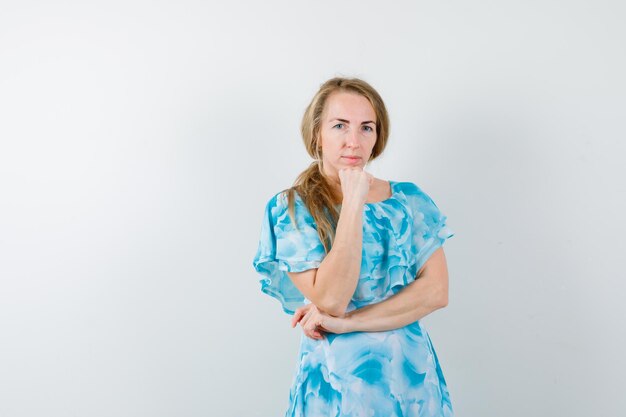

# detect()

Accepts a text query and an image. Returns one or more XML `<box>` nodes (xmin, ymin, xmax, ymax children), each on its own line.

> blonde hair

<box><xmin>283</xmin><ymin>77</ymin><xmax>390</xmax><ymax>253</ymax></box>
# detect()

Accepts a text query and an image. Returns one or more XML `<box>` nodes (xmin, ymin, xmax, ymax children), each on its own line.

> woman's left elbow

<box><xmin>436</xmin><ymin>287</ymin><xmax>449</xmax><ymax>308</ymax></box>
<box><xmin>438</xmin><ymin>296</ymin><xmax>449</xmax><ymax>308</ymax></box>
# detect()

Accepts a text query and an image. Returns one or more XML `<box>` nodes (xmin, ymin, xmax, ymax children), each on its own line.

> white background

<box><xmin>1</xmin><ymin>1</ymin><xmax>625</xmax><ymax>416</ymax></box>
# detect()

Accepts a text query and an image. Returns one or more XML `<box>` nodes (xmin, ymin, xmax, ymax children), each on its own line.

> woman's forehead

<box><xmin>324</xmin><ymin>91</ymin><xmax>376</xmax><ymax>122</ymax></box>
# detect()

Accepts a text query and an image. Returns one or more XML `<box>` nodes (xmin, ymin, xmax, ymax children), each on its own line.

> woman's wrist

<box><xmin>340</xmin><ymin>199</ymin><xmax>365</xmax><ymax>214</ymax></box>
<box><xmin>340</xmin><ymin>310</ymin><xmax>361</xmax><ymax>333</ymax></box>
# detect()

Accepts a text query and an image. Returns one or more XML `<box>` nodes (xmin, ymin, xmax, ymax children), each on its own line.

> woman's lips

<box><xmin>342</xmin><ymin>156</ymin><xmax>361</xmax><ymax>164</ymax></box>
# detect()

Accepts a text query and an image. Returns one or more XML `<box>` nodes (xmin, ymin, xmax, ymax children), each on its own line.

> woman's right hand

<box><xmin>338</xmin><ymin>167</ymin><xmax>374</xmax><ymax>206</ymax></box>
<box><xmin>291</xmin><ymin>303</ymin><xmax>351</xmax><ymax>339</ymax></box>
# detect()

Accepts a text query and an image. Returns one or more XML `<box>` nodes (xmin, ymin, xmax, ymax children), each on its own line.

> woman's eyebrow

<box><xmin>330</xmin><ymin>118</ymin><xmax>376</xmax><ymax>125</ymax></box>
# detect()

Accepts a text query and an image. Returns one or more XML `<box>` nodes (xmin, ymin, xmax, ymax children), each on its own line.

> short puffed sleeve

<box><xmin>252</xmin><ymin>191</ymin><xmax>327</xmax><ymax>315</ymax></box>
<box><xmin>404</xmin><ymin>182</ymin><xmax>455</xmax><ymax>272</ymax></box>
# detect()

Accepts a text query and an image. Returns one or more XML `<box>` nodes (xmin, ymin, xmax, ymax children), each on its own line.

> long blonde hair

<box><xmin>284</xmin><ymin>77</ymin><xmax>390</xmax><ymax>253</ymax></box>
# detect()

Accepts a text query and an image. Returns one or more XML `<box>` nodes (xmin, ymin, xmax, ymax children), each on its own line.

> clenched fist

<box><xmin>338</xmin><ymin>167</ymin><xmax>374</xmax><ymax>206</ymax></box>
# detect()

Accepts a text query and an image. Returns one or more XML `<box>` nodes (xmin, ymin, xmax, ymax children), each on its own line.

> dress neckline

<box><xmin>324</xmin><ymin>180</ymin><xmax>397</xmax><ymax>208</ymax></box>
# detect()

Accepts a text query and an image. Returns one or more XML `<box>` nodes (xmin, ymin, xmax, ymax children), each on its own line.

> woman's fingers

<box><xmin>304</xmin><ymin>314</ymin><xmax>324</xmax><ymax>338</ymax></box>
<box><xmin>304</xmin><ymin>310</ymin><xmax>321</xmax><ymax>332</ymax></box>
<box><xmin>299</xmin><ymin>305</ymin><xmax>315</xmax><ymax>329</ymax></box>
<box><xmin>291</xmin><ymin>306</ymin><xmax>307</xmax><ymax>328</ymax></box>
<box><xmin>291</xmin><ymin>304</ymin><xmax>315</xmax><ymax>327</ymax></box>
<box><xmin>310</xmin><ymin>323</ymin><xmax>324</xmax><ymax>339</ymax></box>
<box><xmin>291</xmin><ymin>304</ymin><xmax>327</xmax><ymax>340</ymax></box>
<box><xmin>302</xmin><ymin>308</ymin><xmax>323</xmax><ymax>339</ymax></box>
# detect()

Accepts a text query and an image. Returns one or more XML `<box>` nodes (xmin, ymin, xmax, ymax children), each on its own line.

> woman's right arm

<box><xmin>287</xmin><ymin>199</ymin><xmax>363</xmax><ymax>317</ymax></box>
<box><xmin>286</xmin><ymin>169</ymin><xmax>371</xmax><ymax>317</ymax></box>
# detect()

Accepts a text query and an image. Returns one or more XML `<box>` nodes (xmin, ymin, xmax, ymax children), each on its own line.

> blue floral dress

<box><xmin>252</xmin><ymin>180</ymin><xmax>455</xmax><ymax>417</ymax></box>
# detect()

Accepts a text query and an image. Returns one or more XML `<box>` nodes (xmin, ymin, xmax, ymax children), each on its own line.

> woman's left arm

<box><xmin>343</xmin><ymin>247</ymin><xmax>449</xmax><ymax>333</ymax></box>
<box><xmin>292</xmin><ymin>247</ymin><xmax>450</xmax><ymax>338</ymax></box>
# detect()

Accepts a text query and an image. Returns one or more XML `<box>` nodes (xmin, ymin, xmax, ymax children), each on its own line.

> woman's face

<box><xmin>318</xmin><ymin>91</ymin><xmax>377</xmax><ymax>179</ymax></box>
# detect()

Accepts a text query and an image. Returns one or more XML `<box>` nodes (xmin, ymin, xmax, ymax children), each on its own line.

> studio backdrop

<box><xmin>0</xmin><ymin>1</ymin><xmax>624</xmax><ymax>416</ymax></box>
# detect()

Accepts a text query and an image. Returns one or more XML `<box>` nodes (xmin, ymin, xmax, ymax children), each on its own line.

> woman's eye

<box><xmin>333</xmin><ymin>123</ymin><xmax>344</xmax><ymax>129</ymax></box>
<box><xmin>363</xmin><ymin>125</ymin><xmax>373</xmax><ymax>132</ymax></box>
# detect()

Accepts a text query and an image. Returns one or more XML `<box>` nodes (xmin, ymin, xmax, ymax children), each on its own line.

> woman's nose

<box><xmin>346</xmin><ymin>129</ymin><xmax>359</xmax><ymax>148</ymax></box>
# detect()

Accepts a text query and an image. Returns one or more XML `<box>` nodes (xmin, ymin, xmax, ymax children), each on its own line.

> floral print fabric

<box><xmin>252</xmin><ymin>180</ymin><xmax>455</xmax><ymax>416</ymax></box>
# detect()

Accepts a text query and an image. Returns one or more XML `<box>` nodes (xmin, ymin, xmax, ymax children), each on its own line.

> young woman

<box><xmin>252</xmin><ymin>77</ymin><xmax>456</xmax><ymax>417</ymax></box>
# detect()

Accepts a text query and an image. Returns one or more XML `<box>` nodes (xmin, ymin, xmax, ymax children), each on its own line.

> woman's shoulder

<box><xmin>391</xmin><ymin>179</ymin><xmax>421</xmax><ymax>195</ymax></box>
<box><xmin>392</xmin><ymin>180</ymin><xmax>442</xmax><ymax>210</ymax></box>
<box><xmin>262</xmin><ymin>187</ymin><xmax>312</xmax><ymax>226</ymax></box>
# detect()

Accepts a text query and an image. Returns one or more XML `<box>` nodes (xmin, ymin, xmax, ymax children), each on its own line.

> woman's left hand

<box><xmin>291</xmin><ymin>303</ymin><xmax>350</xmax><ymax>340</ymax></box>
